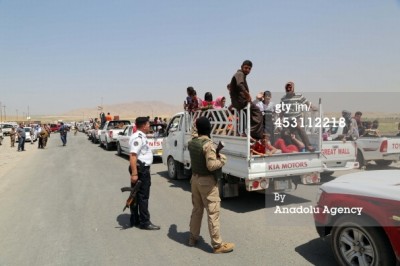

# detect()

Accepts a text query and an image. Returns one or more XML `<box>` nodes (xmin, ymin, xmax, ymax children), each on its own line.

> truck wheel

<box><xmin>356</xmin><ymin>150</ymin><xmax>365</xmax><ymax>169</ymax></box>
<box><xmin>167</xmin><ymin>156</ymin><xmax>178</xmax><ymax>179</ymax></box>
<box><xmin>105</xmin><ymin>140</ymin><xmax>111</xmax><ymax>151</ymax></box>
<box><xmin>331</xmin><ymin>215</ymin><xmax>396</xmax><ymax>266</ymax></box>
<box><xmin>117</xmin><ymin>143</ymin><xmax>122</xmax><ymax>156</ymax></box>
<box><xmin>375</xmin><ymin>160</ymin><xmax>392</xmax><ymax>167</ymax></box>
<box><xmin>218</xmin><ymin>178</ymin><xmax>225</xmax><ymax>199</ymax></box>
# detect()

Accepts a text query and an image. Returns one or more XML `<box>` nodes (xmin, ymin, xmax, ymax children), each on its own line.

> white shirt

<box><xmin>263</xmin><ymin>101</ymin><xmax>276</xmax><ymax>113</ymax></box>
<box><xmin>253</xmin><ymin>99</ymin><xmax>264</xmax><ymax>112</ymax></box>
<box><xmin>129</xmin><ymin>130</ymin><xmax>153</xmax><ymax>166</ymax></box>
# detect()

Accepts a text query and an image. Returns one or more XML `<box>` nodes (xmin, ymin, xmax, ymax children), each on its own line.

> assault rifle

<box><xmin>216</xmin><ymin>141</ymin><xmax>224</xmax><ymax>158</ymax></box>
<box><xmin>121</xmin><ymin>180</ymin><xmax>142</xmax><ymax>212</ymax></box>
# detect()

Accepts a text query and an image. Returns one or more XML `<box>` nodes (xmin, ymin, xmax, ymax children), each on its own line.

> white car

<box><xmin>116</xmin><ymin>125</ymin><xmax>135</xmax><ymax>156</ymax></box>
<box><xmin>1</xmin><ymin>123</ymin><xmax>15</xmax><ymax>136</ymax></box>
<box><xmin>24</xmin><ymin>127</ymin><xmax>37</xmax><ymax>142</ymax></box>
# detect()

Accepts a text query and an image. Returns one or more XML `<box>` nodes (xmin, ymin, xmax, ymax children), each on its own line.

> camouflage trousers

<box><xmin>189</xmin><ymin>174</ymin><xmax>222</xmax><ymax>248</ymax></box>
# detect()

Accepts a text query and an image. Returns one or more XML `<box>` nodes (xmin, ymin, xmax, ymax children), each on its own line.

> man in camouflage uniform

<box><xmin>188</xmin><ymin>116</ymin><xmax>234</xmax><ymax>254</ymax></box>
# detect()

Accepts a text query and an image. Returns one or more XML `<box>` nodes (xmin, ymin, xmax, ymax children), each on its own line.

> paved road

<box><xmin>0</xmin><ymin>133</ymin><xmax>398</xmax><ymax>265</ymax></box>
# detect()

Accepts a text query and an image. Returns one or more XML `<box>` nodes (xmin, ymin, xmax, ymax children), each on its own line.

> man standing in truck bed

<box><xmin>280</xmin><ymin>82</ymin><xmax>315</xmax><ymax>152</ymax></box>
<box><xmin>229</xmin><ymin>60</ymin><xmax>263</xmax><ymax>140</ymax></box>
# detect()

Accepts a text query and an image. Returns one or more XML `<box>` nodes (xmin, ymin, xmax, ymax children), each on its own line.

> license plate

<box><xmin>154</xmin><ymin>149</ymin><xmax>162</xmax><ymax>155</ymax></box>
<box><xmin>274</xmin><ymin>180</ymin><xmax>290</xmax><ymax>190</ymax></box>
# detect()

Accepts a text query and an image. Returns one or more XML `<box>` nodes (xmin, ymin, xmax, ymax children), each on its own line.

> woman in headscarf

<box><xmin>214</xmin><ymin>96</ymin><xmax>227</xmax><ymax>109</ymax></box>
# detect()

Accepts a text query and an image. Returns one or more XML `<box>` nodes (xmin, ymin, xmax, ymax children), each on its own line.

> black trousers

<box><xmin>130</xmin><ymin>166</ymin><xmax>151</xmax><ymax>226</ymax></box>
<box><xmin>38</xmin><ymin>137</ymin><xmax>43</xmax><ymax>148</ymax></box>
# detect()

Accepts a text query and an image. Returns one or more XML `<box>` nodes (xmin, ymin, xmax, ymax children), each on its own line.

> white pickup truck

<box><xmin>99</xmin><ymin>120</ymin><xmax>131</xmax><ymax>150</ymax></box>
<box><xmin>328</xmin><ymin>124</ymin><xmax>400</xmax><ymax>168</ymax></box>
<box><xmin>162</xmin><ymin>106</ymin><xmax>323</xmax><ymax>197</ymax></box>
<box><xmin>321</xmin><ymin>124</ymin><xmax>358</xmax><ymax>176</ymax></box>
<box><xmin>116</xmin><ymin>123</ymin><xmax>165</xmax><ymax>157</ymax></box>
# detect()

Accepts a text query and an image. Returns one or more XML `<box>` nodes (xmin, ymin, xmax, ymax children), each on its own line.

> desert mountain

<box><xmin>63</xmin><ymin>101</ymin><xmax>183</xmax><ymax>120</ymax></box>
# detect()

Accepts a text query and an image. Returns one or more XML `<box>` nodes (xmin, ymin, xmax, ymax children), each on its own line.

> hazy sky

<box><xmin>1</xmin><ymin>0</ymin><xmax>399</xmax><ymax>116</ymax></box>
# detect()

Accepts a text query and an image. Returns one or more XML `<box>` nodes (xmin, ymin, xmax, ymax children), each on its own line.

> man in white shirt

<box><xmin>129</xmin><ymin>117</ymin><xmax>160</xmax><ymax>230</ymax></box>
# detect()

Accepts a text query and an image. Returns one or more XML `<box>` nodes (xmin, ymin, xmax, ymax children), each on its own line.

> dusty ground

<box><xmin>0</xmin><ymin>136</ymin><xmax>40</xmax><ymax>184</ymax></box>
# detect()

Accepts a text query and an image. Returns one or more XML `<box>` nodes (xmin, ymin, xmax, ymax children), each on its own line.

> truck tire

<box><xmin>331</xmin><ymin>215</ymin><xmax>396</xmax><ymax>266</ymax></box>
<box><xmin>375</xmin><ymin>160</ymin><xmax>392</xmax><ymax>167</ymax></box>
<box><xmin>117</xmin><ymin>143</ymin><xmax>122</xmax><ymax>156</ymax></box>
<box><xmin>167</xmin><ymin>156</ymin><xmax>178</xmax><ymax>179</ymax></box>
<box><xmin>105</xmin><ymin>140</ymin><xmax>111</xmax><ymax>151</ymax></box>
<box><xmin>218</xmin><ymin>178</ymin><xmax>225</xmax><ymax>199</ymax></box>
<box><xmin>356</xmin><ymin>150</ymin><xmax>365</xmax><ymax>169</ymax></box>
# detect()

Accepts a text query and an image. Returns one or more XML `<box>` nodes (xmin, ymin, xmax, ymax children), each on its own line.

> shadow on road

<box><xmin>158</xmin><ymin>172</ymin><xmax>313</xmax><ymax>213</ymax></box>
<box><xmin>295</xmin><ymin>236</ymin><xmax>336</xmax><ymax>266</ymax></box>
<box><xmin>365</xmin><ymin>164</ymin><xmax>400</xmax><ymax>170</ymax></box>
<box><xmin>157</xmin><ymin>170</ymin><xmax>192</xmax><ymax>193</ymax></box>
<box><xmin>115</xmin><ymin>213</ymin><xmax>132</xmax><ymax>230</ymax></box>
<box><xmin>167</xmin><ymin>224</ymin><xmax>211</xmax><ymax>253</ymax></box>
<box><xmin>221</xmin><ymin>189</ymin><xmax>312</xmax><ymax>213</ymax></box>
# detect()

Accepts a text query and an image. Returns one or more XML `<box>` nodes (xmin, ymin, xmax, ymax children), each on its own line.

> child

<box><xmin>251</xmin><ymin>133</ymin><xmax>280</xmax><ymax>156</ymax></box>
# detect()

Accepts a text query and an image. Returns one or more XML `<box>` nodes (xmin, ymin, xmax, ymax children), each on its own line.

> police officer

<box><xmin>129</xmin><ymin>117</ymin><xmax>160</xmax><ymax>230</ymax></box>
<box><xmin>188</xmin><ymin>116</ymin><xmax>234</xmax><ymax>253</ymax></box>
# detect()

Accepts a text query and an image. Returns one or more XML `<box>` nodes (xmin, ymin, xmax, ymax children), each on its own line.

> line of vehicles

<box><xmin>161</xmin><ymin>105</ymin><xmax>400</xmax><ymax>195</ymax></box>
<box><xmin>85</xmin><ymin>119</ymin><xmax>165</xmax><ymax>157</ymax></box>
<box><xmin>79</xmin><ymin>106</ymin><xmax>399</xmax><ymax>265</ymax></box>
<box><xmin>160</xmin><ymin>105</ymin><xmax>400</xmax><ymax>265</ymax></box>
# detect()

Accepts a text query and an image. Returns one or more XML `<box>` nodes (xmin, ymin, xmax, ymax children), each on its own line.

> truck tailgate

<box><xmin>321</xmin><ymin>141</ymin><xmax>358</xmax><ymax>171</ymax></box>
<box><xmin>223</xmin><ymin>152</ymin><xmax>322</xmax><ymax>181</ymax></box>
<box><xmin>387</xmin><ymin>138</ymin><xmax>400</xmax><ymax>154</ymax></box>
<box><xmin>148</xmin><ymin>138</ymin><xmax>163</xmax><ymax>156</ymax></box>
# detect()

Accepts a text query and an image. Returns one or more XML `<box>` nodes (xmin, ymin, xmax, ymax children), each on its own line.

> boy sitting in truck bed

<box><xmin>251</xmin><ymin>133</ymin><xmax>281</xmax><ymax>156</ymax></box>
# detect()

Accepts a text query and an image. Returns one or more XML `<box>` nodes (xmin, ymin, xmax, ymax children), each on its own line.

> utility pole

<box><xmin>0</xmin><ymin>101</ymin><xmax>2</xmax><ymax>122</ymax></box>
<box><xmin>3</xmin><ymin>105</ymin><xmax>6</xmax><ymax>121</ymax></box>
<box><xmin>16</xmin><ymin>109</ymin><xmax>18</xmax><ymax>121</ymax></box>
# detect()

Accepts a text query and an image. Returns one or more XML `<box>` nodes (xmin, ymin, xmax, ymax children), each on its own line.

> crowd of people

<box><xmin>1</xmin><ymin>122</ymin><xmax>71</xmax><ymax>151</ymax></box>
<box><xmin>184</xmin><ymin>60</ymin><xmax>320</xmax><ymax>157</ymax></box>
<box><xmin>182</xmin><ymin>59</ymin><xmax>393</xmax><ymax>158</ymax></box>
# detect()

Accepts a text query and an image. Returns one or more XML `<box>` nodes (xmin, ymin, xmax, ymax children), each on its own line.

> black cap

<box><xmin>196</xmin><ymin>117</ymin><xmax>211</xmax><ymax>137</ymax></box>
